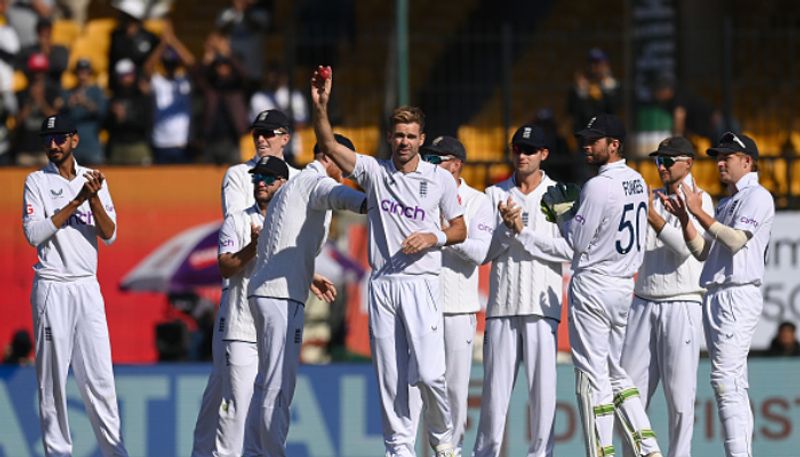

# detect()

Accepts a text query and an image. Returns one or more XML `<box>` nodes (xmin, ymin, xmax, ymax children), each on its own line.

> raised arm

<box><xmin>311</xmin><ymin>66</ymin><xmax>356</xmax><ymax>175</ymax></box>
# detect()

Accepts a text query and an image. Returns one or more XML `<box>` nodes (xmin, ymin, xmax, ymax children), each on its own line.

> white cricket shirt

<box><xmin>634</xmin><ymin>173</ymin><xmax>713</xmax><ymax>303</ymax></box>
<box><xmin>217</xmin><ymin>204</ymin><xmax>263</xmax><ymax>342</ymax></box>
<box><xmin>484</xmin><ymin>172</ymin><xmax>572</xmax><ymax>319</ymax></box>
<box><xmin>248</xmin><ymin>161</ymin><xmax>366</xmax><ymax>303</ymax></box>
<box><xmin>700</xmin><ymin>172</ymin><xmax>774</xmax><ymax>287</ymax></box>
<box><xmin>221</xmin><ymin>156</ymin><xmax>301</xmax><ymax>217</ymax></box>
<box><xmin>22</xmin><ymin>159</ymin><xmax>117</xmax><ymax>281</ymax></box>
<box><xmin>349</xmin><ymin>154</ymin><xmax>463</xmax><ymax>278</ymax></box>
<box><xmin>440</xmin><ymin>178</ymin><xmax>493</xmax><ymax>314</ymax></box>
<box><xmin>561</xmin><ymin>160</ymin><xmax>648</xmax><ymax>278</ymax></box>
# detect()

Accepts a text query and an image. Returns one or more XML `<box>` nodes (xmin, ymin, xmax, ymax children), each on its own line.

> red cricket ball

<box><xmin>318</xmin><ymin>66</ymin><xmax>331</xmax><ymax>80</ymax></box>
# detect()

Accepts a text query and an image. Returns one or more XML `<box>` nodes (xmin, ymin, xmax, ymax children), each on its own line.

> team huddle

<box><xmin>22</xmin><ymin>65</ymin><xmax>774</xmax><ymax>457</ymax></box>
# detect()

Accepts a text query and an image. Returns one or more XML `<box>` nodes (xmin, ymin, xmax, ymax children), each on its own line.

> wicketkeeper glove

<box><xmin>540</xmin><ymin>183</ymin><xmax>581</xmax><ymax>223</ymax></box>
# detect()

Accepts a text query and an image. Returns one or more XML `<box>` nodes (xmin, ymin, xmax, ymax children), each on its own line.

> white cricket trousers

<box><xmin>620</xmin><ymin>298</ymin><xmax>702</xmax><ymax>457</ymax></box>
<box><xmin>192</xmin><ymin>322</ymin><xmax>259</xmax><ymax>456</ymax></box>
<box><xmin>569</xmin><ymin>272</ymin><xmax>659</xmax><ymax>457</ymax></box>
<box><xmin>409</xmin><ymin>312</ymin><xmax>476</xmax><ymax>456</ymax></box>
<box><xmin>472</xmin><ymin>315</ymin><xmax>558</xmax><ymax>457</ymax></box>
<box><xmin>369</xmin><ymin>275</ymin><xmax>454</xmax><ymax>456</ymax></box>
<box><xmin>31</xmin><ymin>277</ymin><xmax>128</xmax><ymax>457</ymax></box>
<box><xmin>242</xmin><ymin>297</ymin><xmax>304</xmax><ymax>457</ymax></box>
<box><xmin>192</xmin><ymin>290</ymin><xmax>227</xmax><ymax>457</ymax></box>
<box><xmin>704</xmin><ymin>284</ymin><xmax>762</xmax><ymax>457</ymax></box>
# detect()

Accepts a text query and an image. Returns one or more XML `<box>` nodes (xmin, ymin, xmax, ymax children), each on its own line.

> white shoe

<box><xmin>434</xmin><ymin>444</ymin><xmax>455</xmax><ymax>457</ymax></box>
<box><xmin>645</xmin><ymin>453</ymin><xmax>663</xmax><ymax>457</ymax></box>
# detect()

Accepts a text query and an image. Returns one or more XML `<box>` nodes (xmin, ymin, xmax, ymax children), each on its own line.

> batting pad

<box><xmin>614</xmin><ymin>387</ymin><xmax>658</xmax><ymax>456</ymax></box>
<box><xmin>576</xmin><ymin>369</ymin><xmax>616</xmax><ymax>457</ymax></box>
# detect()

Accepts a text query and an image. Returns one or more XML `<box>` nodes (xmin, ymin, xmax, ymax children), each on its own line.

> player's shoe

<box><xmin>434</xmin><ymin>444</ymin><xmax>456</xmax><ymax>457</ymax></box>
<box><xmin>644</xmin><ymin>453</ymin><xmax>663</xmax><ymax>457</ymax></box>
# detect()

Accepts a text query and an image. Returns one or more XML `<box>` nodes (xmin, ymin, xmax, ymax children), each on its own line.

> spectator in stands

<box><xmin>0</xmin><ymin>0</ymin><xmax>20</xmax><ymax>165</ymax></box>
<box><xmin>766</xmin><ymin>321</ymin><xmax>800</xmax><ymax>357</ymax></box>
<box><xmin>144</xmin><ymin>21</ymin><xmax>196</xmax><ymax>164</ymax></box>
<box><xmin>14</xmin><ymin>52</ymin><xmax>62</xmax><ymax>166</ymax></box>
<box><xmin>652</xmin><ymin>73</ymin><xmax>739</xmax><ymax>144</ymax></box>
<box><xmin>198</xmin><ymin>32</ymin><xmax>248</xmax><ymax>164</ymax></box>
<box><xmin>105</xmin><ymin>58</ymin><xmax>153</xmax><ymax>165</ymax></box>
<box><xmin>63</xmin><ymin>58</ymin><xmax>106</xmax><ymax>164</ymax></box>
<box><xmin>108</xmin><ymin>9</ymin><xmax>159</xmax><ymax>92</ymax></box>
<box><xmin>249</xmin><ymin>62</ymin><xmax>308</xmax><ymax>163</ymax></box>
<box><xmin>3</xmin><ymin>329</ymin><xmax>34</xmax><ymax>365</ymax></box>
<box><xmin>7</xmin><ymin>0</ymin><xmax>53</xmax><ymax>49</ymax></box>
<box><xmin>57</xmin><ymin>0</ymin><xmax>90</xmax><ymax>25</ymax></box>
<box><xmin>215</xmin><ymin>0</ymin><xmax>270</xmax><ymax>91</ymax></box>
<box><xmin>567</xmin><ymin>48</ymin><xmax>621</xmax><ymax>133</ymax></box>
<box><xmin>18</xmin><ymin>17</ymin><xmax>68</xmax><ymax>90</ymax></box>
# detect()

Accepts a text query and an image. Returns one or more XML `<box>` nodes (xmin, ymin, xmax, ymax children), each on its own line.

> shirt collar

<box><xmin>734</xmin><ymin>172</ymin><xmax>759</xmax><ymax>192</ymax></box>
<box><xmin>44</xmin><ymin>157</ymin><xmax>80</xmax><ymax>177</ymax></box>
<box><xmin>598</xmin><ymin>159</ymin><xmax>626</xmax><ymax>174</ymax></box>
<box><xmin>308</xmin><ymin>160</ymin><xmax>326</xmax><ymax>175</ymax></box>
<box><xmin>389</xmin><ymin>155</ymin><xmax>425</xmax><ymax>174</ymax></box>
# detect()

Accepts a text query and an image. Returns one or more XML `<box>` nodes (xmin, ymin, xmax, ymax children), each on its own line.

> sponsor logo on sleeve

<box><xmin>219</xmin><ymin>238</ymin><xmax>235</xmax><ymax>248</ymax></box>
<box><xmin>49</xmin><ymin>189</ymin><xmax>64</xmax><ymax>199</ymax></box>
<box><xmin>739</xmin><ymin>216</ymin><xmax>759</xmax><ymax>228</ymax></box>
<box><xmin>574</xmin><ymin>214</ymin><xmax>586</xmax><ymax>225</ymax></box>
<box><xmin>477</xmin><ymin>222</ymin><xmax>494</xmax><ymax>234</ymax></box>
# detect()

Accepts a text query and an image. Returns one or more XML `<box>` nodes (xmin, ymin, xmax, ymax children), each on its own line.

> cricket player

<box><xmin>661</xmin><ymin>132</ymin><xmax>774</xmax><ymax>457</ymax></box>
<box><xmin>542</xmin><ymin>114</ymin><xmax>662</xmax><ymax>457</ymax></box>
<box><xmin>311</xmin><ymin>66</ymin><xmax>465</xmax><ymax>457</ymax></box>
<box><xmin>472</xmin><ymin>125</ymin><xmax>573</xmax><ymax>457</ymax></box>
<box><xmin>194</xmin><ymin>108</ymin><xmax>303</xmax><ymax>455</ymax></box>
<box><xmin>406</xmin><ymin>135</ymin><xmax>493</xmax><ymax>456</ymax></box>
<box><xmin>620</xmin><ymin>137</ymin><xmax>713</xmax><ymax>457</ymax></box>
<box><xmin>242</xmin><ymin>136</ymin><xmax>367</xmax><ymax>456</ymax></box>
<box><xmin>221</xmin><ymin>109</ymin><xmax>302</xmax><ymax>217</ymax></box>
<box><xmin>192</xmin><ymin>156</ymin><xmax>289</xmax><ymax>457</ymax></box>
<box><xmin>22</xmin><ymin>115</ymin><xmax>128</xmax><ymax>456</ymax></box>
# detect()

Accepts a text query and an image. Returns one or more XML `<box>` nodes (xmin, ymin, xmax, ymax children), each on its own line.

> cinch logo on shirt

<box><xmin>739</xmin><ymin>216</ymin><xmax>759</xmax><ymax>227</ymax></box>
<box><xmin>64</xmin><ymin>210</ymin><xmax>94</xmax><ymax>227</ymax></box>
<box><xmin>220</xmin><ymin>238</ymin><xmax>234</xmax><ymax>248</ymax></box>
<box><xmin>477</xmin><ymin>222</ymin><xmax>494</xmax><ymax>233</ymax></box>
<box><xmin>380</xmin><ymin>199</ymin><xmax>426</xmax><ymax>221</ymax></box>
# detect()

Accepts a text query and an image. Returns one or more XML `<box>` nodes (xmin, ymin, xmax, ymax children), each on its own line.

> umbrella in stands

<box><xmin>120</xmin><ymin>222</ymin><xmax>223</xmax><ymax>293</ymax></box>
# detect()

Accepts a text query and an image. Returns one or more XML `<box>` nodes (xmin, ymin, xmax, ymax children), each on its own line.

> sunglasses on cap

<box><xmin>252</xmin><ymin>129</ymin><xmax>287</xmax><ymax>139</ymax></box>
<box><xmin>654</xmin><ymin>156</ymin><xmax>690</xmax><ymax>169</ymax></box>
<box><xmin>251</xmin><ymin>173</ymin><xmax>281</xmax><ymax>185</ymax></box>
<box><xmin>721</xmin><ymin>131</ymin><xmax>748</xmax><ymax>149</ymax></box>
<box><xmin>42</xmin><ymin>133</ymin><xmax>72</xmax><ymax>146</ymax></box>
<box><xmin>512</xmin><ymin>144</ymin><xmax>541</xmax><ymax>156</ymax></box>
<box><xmin>421</xmin><ymin>154</ymin><xmax>454</xmax><ymax>165</ymax></box>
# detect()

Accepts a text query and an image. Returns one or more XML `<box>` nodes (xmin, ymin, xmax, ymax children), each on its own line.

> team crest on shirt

<box><xmin>50</xmin><ymin>188</ymin><xmax>64</xmax><ymax>199</ymax></box>
<box><xmin>419</xmin><ymin>181</ymin><xmax>428</xmax><ymax>198</ymax></box>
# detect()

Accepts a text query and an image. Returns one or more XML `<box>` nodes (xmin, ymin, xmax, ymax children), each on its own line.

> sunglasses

<box><xmin>42</xmin><ymin>133</ymin><xmax>71</xmax><ymax>146</ymax></box>
<box><xmin>654</xmin><ymin>156</ymin><xmax>690</xmax><ymax>168</ymax></box>
<box><xmin>251</xmin><ymin>173</ymin><xmax>281</xmax><ymax>185</ymax></box>
<box><xmin>252</xmin><ymin>129</ymin><xmax>287</xmax><ymax>139</ymax></box>
<box><xmin>421</xmin><ymin>154</ymin><xmax>453</xmax><ymax>165</ymax></box>
<box><xmin>512</xmin><ymin>144</ymin><xmax>541</xmax><ymax>156</ymax></box>
<box><xmin>721</xmin><ymin>131</ymin><xmax>747</xmax><ymax>149</ymax></box>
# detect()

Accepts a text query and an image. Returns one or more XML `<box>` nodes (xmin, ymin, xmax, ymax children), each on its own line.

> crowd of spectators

<box><xmin>0</xmin><ymin>0</ymin><xmax>310</xmax><ymax>166</ymax></box>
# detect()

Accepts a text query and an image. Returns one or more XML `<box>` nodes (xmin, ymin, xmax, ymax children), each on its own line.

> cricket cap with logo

<box><xmin>40</xmin><ymin>115</ymin><xmax>77</xmax><ymax>136</ymax></box>
<box><xmin>248</xmin><ymin>155</ymin><xmax>290</xmax><ymax>180</ymax></box>
<box><xmin>575</xmin><ymin>113</ymin><xmax>626</xmax><ymax>142</ymax></box>
<box><xmin>706</xmin><ymin>131</ymin><xmax>759</xmax><ymax>159</ymax></box>
<box><xmin>648</xmin><ymin>136</ymin><xmax>695</xmax><ymax>157</ymax></box>
<box><xmin>511</xmin><ymin>124</ymin><xmax>547</xmax><ymax>149</ymax></box>
<box><xmin>421</xmin><ymin>135</ymin><xmax>467</xmax><ymax>161</ymax></box>
<box><xmin>251</xmin><ymin>109</ymin><xmax>291</xmax><ymax>132</ymax></box>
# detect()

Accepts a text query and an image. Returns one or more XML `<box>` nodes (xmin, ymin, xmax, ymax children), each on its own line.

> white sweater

<box><xmin>634</xmin><ymin>174</ymin><xmax>712</xmax><ymax>303</ymax></box>
<box><xmin>484</xmin><ymin>172</ymin><xmax>572</xmax><ymax>319</ymax></box>
<box><xmin>440</xmin><ymin>179</ymin><xmax>493</xmax><ymax>314</ymax></box>
<box><xmin>247</xmin><ymin>161</ymin><xmax>365</xmax><ymax>303</ymax></box>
